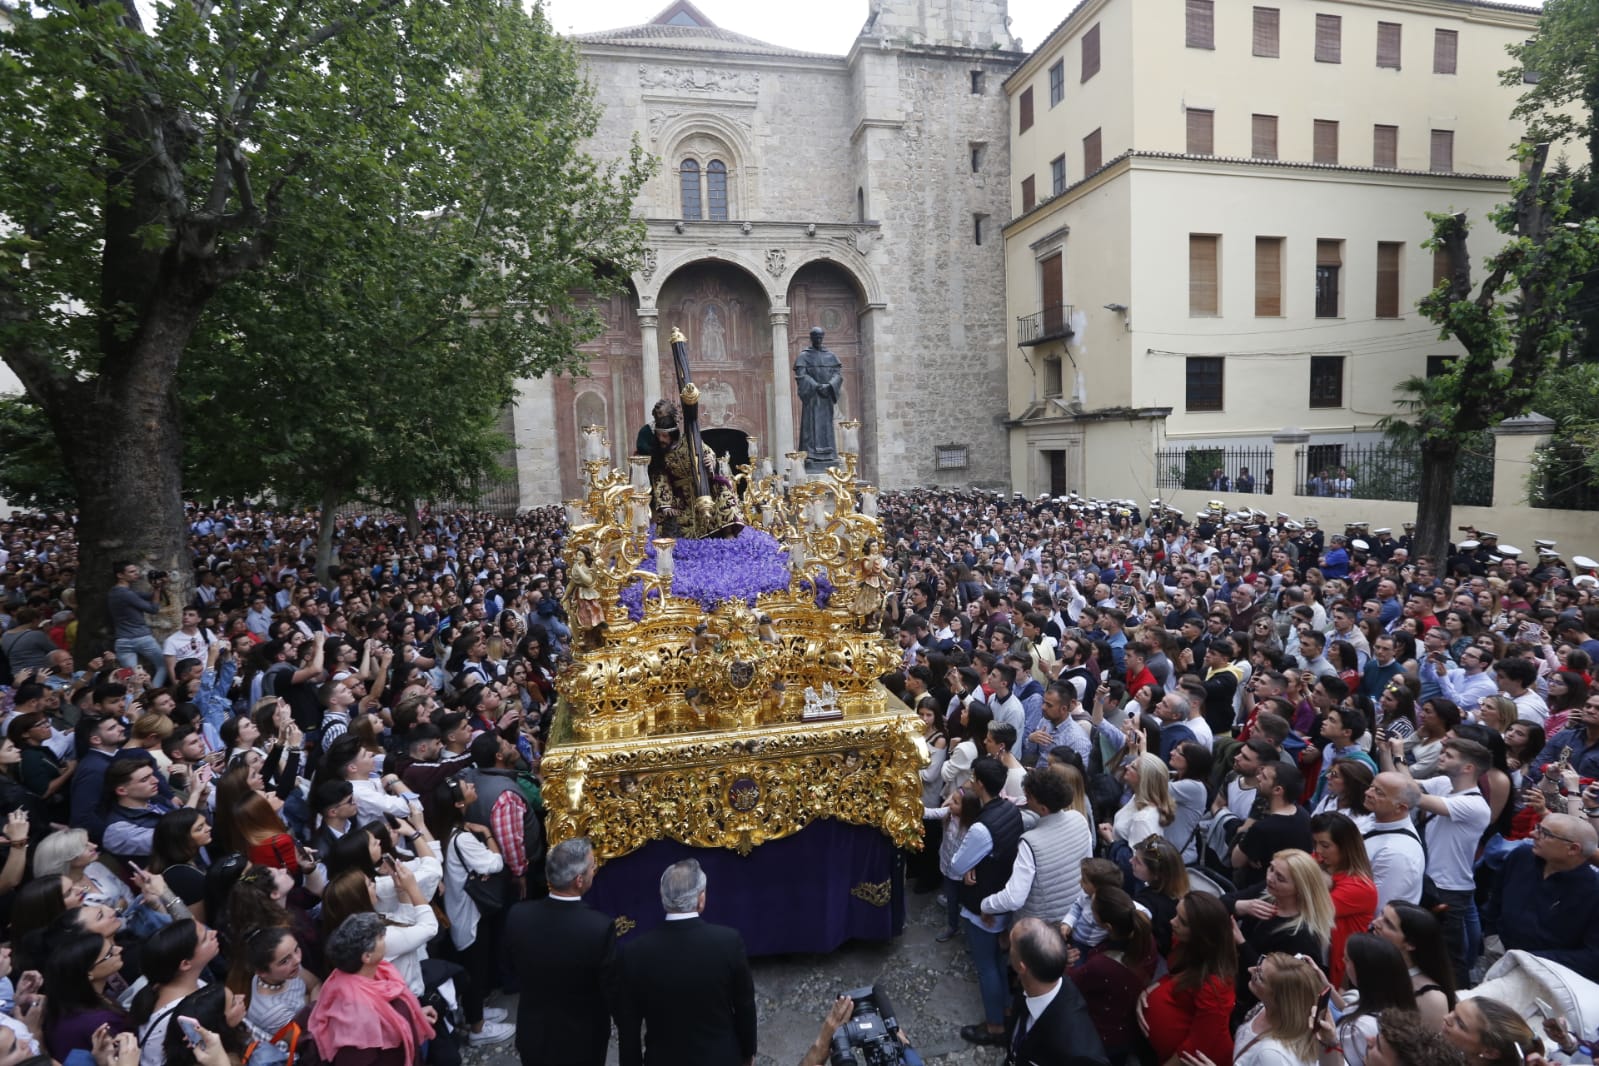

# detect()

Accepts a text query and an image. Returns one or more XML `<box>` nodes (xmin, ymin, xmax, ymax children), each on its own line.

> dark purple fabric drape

<box><xmin>583</xmin><ymin>819</ymin><xmax>905</xmax><ymax>956</ymax></box>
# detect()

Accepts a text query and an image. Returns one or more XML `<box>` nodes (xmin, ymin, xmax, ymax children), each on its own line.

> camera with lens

<box><xmin>828</xmin><ymin>985</ymin><xmax>907</xmax><ymax>1066</ymax></box>
<box><xmin>148</xmin><ymin>570</ymin><xmax>169</xmax><ymax>582</ymax></box>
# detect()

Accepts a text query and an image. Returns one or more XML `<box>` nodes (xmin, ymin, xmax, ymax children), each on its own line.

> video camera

<box><xmin>828</xmin><ymin>985</ymin><xmax>908</xmax><ymax>1066</ymax></box>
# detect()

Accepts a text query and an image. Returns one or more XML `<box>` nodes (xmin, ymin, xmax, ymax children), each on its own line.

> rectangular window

<box><xmin>971</xmin><ymin>70</ymin><xmax>985</xmax><ymax>94</ymax></box>
<box><xmin>1316</xmin><ymin>239</ymin><xmax>1343</xmax><ymax>318</ymax></box>
<box><xmin>1426</xmin><ymin>355</ymin><xmax>1456</xmax><ymax>378</ymax></box>
<box><xmin>1433</xmin><ymin>29</ymin><xmax>1458</xmax><ymax>74</ymax></box>
<box><xmin>1189</xmin><ymin>234</ymin><xmax>1220</xmax><ymax>316</ymax></box>
<box><xmin>1019</xmin><ymin>87</ymin><xmax>1034</xmax><ymax>133</ymax></box>
<box><xmin>1376</xmin><ymin>241</ymin><xmax>1402</xmax><ymax>318</ymax></box>
<box><xmin>970</xmin><ymin>142</ymin><xmax>986</xmax><ymax>173</ymax></box>
<box><xmin>1186</xmin><ymin>357</ymin><xmax>1225</xmax><ymax>412</ymax></box>
<box><xmin>1252</xmin><ymin>113</ymin><xmax>1278</xmax><ymax>160</ymax></box>
<box><xmin>974</xmin><ymin>214</ymin><xmax>986</xmax><ymax>245</ymax></box>
<box><xmin>935</xmin><ymin>444</ymin><xmax>969</xmax><ymax>469</ymax></box>
<box><xmin>1253</xmin><ymin>7</ymin><xmax>1280</xmax><ymax>57</ymax></box>
<box><xmin>1082</xmin><ymin>24</ymin><xmax>1101</xmax><ymax>82</ymax></box>
<box><xmin>1432</xmin><ymin>246</ymin><xmax>1452</xmax><ymax>289</ymax></box>
<box><xmin>1049</xmin><ymin>60</ymin><xmax>1065</xmax><ymax>106</ymax></box>
<box><xmin>1083</xmin><ymin>128</ymin><xmax>1103</xmax><ymax>175</ymax></box>
<box><xmin>1044</xmin><ymin>355</ymin><xmax>1064</xmax><ymax>398</ymax></box>
<box><xmin>1186</xmin><ymin>0</ymin><xmax>1214</xmax><ymax>48</ymax></box>
<box><xmin>1377</xmin><ymin>22</ymin><xmax>1402</xmax><ymax>69</ymax></box>
<box><xmin>1255</xmin><ymin>236</ymin><xmax>1283</xmax><ymax>317</ymax></box>
<box><xmin>1050</xmin><ymin>155</ymin><xmax>1066</xmax><ymax>196</ymax></box>
<box><xmin>680</xmin><ymin>161</ymin><xmax>702</xmax><ymax>221</ymax></box>
<box><xmin>1373</xmin><ymin>124</ymin><xmax>1398</xmax><ymax>168</ymax></box>
<box><xmin>1186</xmin><ymin>108</ymin><xmax>1215</xmax><ymax>155</ymax></box>
<box><xmin>1309</xmin><ymin>355</ymin><xmax>1345</xmax><ymax>408</ymax></box>
<box><xmin>1523</xmin><ymin>41</ymin><xmax>1540</xmax><ymax>83</ymax></box>
<box><xmin>1316</xmin><ymin>14</ymin><xmax>1342</xmax><ymax>63</ymax></box>
<box><xmin>1021</xmin><ymin>175</ymin><xmax>1036</xmax><ymax>212</ymax></box>
<box><xmin>1430</xmin><ymin>129</ymin><xmax>1453</xmax><ymax>172</ymax></box>
<box><xmin>1313</xmin><ymin>120</ymin><xmax>1339</xmax><ymax>164</ymax></box>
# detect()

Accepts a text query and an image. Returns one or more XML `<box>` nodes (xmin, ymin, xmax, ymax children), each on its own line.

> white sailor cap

<box><xmin>1535</xmin><ymin>539</ymin><xmax>1557</xmax><ymax>549</ymax></box>
<box><xmin>1574</xmin><ymin>555</ymin><xmax>1599</xmax><ymax>570</ymax></box>
<box><xmin>1479</xmin><ymin>530</ymin><xmax>1500</xmax><ymax>539</ymax></box>
<box><xmin>1352</xmin><ymin>539</ymin><xmax>1370</xmax><ymax>551</ymax></box>
<box><xmin>1276</xmin><ymin>512</ymin><xmax>1290</xmax><ymax>520</ymax></box>
<box><xmin>1499</xmin><ymin>545</ymin><xmax>1523</xmax><ymax>557</ymax></box>
<box><xmin>1576</xmin><ymin>575</ymin><xmax>1599</xmax><ymax>588</ymax></box>
<box><xmin>1373</xmin><ymin>528</ymin><xmax>1392</xmax><ymax>536</ymax></box>
<box><xmin>1285</xmin><ymin>521</ymin><xmax>1303</xmax><ymax>531</ymax></box>
<box><xmin>1459</xmin><ymin>540</ymin><xmax>1481</xmax><ymax>550</ymax></box>
<box><xmin>1538</xmin><ymin>548</ymin><xmax>1559</xmax><ymax>558</ymax></box>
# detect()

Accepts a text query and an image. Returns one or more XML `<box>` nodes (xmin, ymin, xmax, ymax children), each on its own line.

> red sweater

<box><xmin>1144</xmin><ymin>972</ymin><xmax>1235</xmax><ymax>1066</ymax></box>
<box><xmin>1328</xmin><ymin>873</ymin><xmax>1378</xmax><ymax>987</ymax></box>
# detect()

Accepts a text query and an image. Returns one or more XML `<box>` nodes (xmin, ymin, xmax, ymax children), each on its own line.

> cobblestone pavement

<box><xmin>465</xmin><ymin>887</ymin><xmax>1009</xmax><ymax>1066</ymax></box>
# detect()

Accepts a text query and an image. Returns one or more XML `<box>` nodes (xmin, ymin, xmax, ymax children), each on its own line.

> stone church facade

<box><xmin>514</xmin><ymin>0</ymin><xmax>1022</xmax><ymax>504</ymax></box>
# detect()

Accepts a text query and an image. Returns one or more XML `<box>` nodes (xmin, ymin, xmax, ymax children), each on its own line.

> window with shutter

<box><xmin>1315</xmin><ymin>14</ymin><xmax>1341</xmax><ymax>63</ymax></box>
<box><xmin>1252</xmin><ymin>114</ymin><xmax>1278</xmax><ymax>160</ymax></box>
<box><xmin>1523</xmin><ymin>40</ymin><xmax>1540</xmax><ymax>83</ymax></box>
<box><xmin>1253</xmin><ymin>8</ymin><xmax>1280</xmax><ymax>58</ymax></box>
<box><xmin>1186</xmin><ymin>357</ymin><xmax>1225</xmax><ymax>411</ymax></box>
<box><xmin>1255</xmin><ymin>237</ymin><xmax>1283</xmax><ymax>317</ymax></box>
<box><xmin>1186</xmin><ymin>0</ymin><xmax>1214</xmax><ymax>49</ymax></box>
<box><xmin>1376</xmin><ymin>241</ymin><xmax>1402</xmax><ymax>318</ymax></box>
<box><xmin>1082</xmin><ymin>24</ymin><xmax>1101</xmax><ymax>82</ymax></box>
<box><xmin>1019</xmin><ymin>87</ymin><xmax>1034</xmax><ymax>133</ymax></box>
<box><xmin>1187</xmin><ymin>109</ymin><xmax>1215</xmax><ymax>155</ymax></box>
<box><xmin>1314</xmin><ymin>120</ymin><xmax>1339</xmax><ymax>164</ymax></box>
<box><xmin>1433</xmin><ymin>247</ymin><xmax>1452</xmax><ymax>290</ymax></box>
<box><xmin>1049</xmin><ymin>60</ymin><xmax>1065</xmax><ymax>106</ymax></box>
<box><xmin>1430</xmin><ymin>129</ymin><xmax>1453</xmax><ymax>172</ymax></box>
<box><xmin>1373</xmin><ymin>125</ymin><xmax>1398</xmax><ymax>168</ymax></box>
<box><xmin>1021</xmin><ymin>175</ymin><xmax>1036</xmax><ymax>212</ymax></box>
<box><xmin>1050</xmin><ymin>155</ymin><xmax>1066</xmax><ymax>196</ymax></box>
<box><xmin>1190</xmin><ymin>235</ymin><xmax>1220</xmax><ymax>316</ymax></box>
<box><xmin>1433</xmin><ymin>29</ymin><xmax>1457</xmax><ymax>74</ymax></box>
<box><xmin>1083</xmin><ymin>129</ymin><xmax>1103</xmax><ymax>175</ymax></box>
<box><xmin>1316</xmin><ymin>239</ymin><xmax>1342</xmax><ymax>318</ymax></box>
<box><xmin>1377</xmin><ymin>22</ymin><xmax>1402</xmax><ymax>69</ymax></box>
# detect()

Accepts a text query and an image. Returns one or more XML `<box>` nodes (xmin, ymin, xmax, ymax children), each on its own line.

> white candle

<box><xmin>837</xmin><ymin>419</ymin><xmax>861</xmax><ymax>456</ymax></box>
<box><xmin>564</xmin><ymin>500</ymin><xmax>586</xmax><ymax>527</ymax></box>
<box><xmin>653</xmin><ymin>538</ymin><xmax>675</xmax><ymax>581</ymax></box>
<box><xmin>581</xmin><ymin>425</ymin><xmax>606</xmax><ymax>463</ymax></box>
<box><xmin>631</xmin><ymin>491</ymin><xmax>651</xmax><ymax>533</ymax></box>
<box><xmin>629</xmin><ymin>455</ymin><xmax>650</xmax><ymax>492</ymax></box>
<box><xmin>859</xmin><ymin>487</ymin><xmax>878</xmax><ymax>518</ymax></box>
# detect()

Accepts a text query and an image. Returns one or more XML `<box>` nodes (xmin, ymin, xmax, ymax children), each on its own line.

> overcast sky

<box><xmin>540</xmin><ymin>0</ymin><xmax>1541</xmax><ymax>58</ymax></box>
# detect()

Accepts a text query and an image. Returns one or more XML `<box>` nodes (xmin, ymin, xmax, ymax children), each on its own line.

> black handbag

<box><xmin>452</xmin><ymin>831</ymin><xmax>509</xmax><ymax>919</ymax></box>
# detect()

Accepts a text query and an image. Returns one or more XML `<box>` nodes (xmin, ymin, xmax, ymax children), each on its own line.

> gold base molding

<box><xmin>542</xmin><ymin>700</ymin><xmax>928</xmax><ymax>860</ymax></box>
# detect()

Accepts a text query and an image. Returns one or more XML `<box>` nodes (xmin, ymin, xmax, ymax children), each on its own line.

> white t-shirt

<box><xmin>161</xmin><ymin>628</ymin><xmax>213</xmax><ymax>664</ymax></box>
<box><xmin>1417</xmin><ymin>777</ymin><xmax>1490</xmax><ymax>891</ymax></box>
<box><xmin>443</xmin><ymin>829</ymin><xmax>504</xmax><ymax>950</ymax></box>
<box><xmin>1225</xmin><ymin>777</ymin><xmax>1259</xmax><ymax>822</ymax></box>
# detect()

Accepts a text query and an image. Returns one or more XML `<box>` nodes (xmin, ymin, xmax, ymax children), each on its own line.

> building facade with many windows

<box><xmin>1001</xmin><ymin>0</ymin><xmax>1565</xmax><ymax>500</ymax></box>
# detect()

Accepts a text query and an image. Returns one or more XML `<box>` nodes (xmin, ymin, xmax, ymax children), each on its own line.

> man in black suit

<box><xmin>504</xmin><ymin>837</ymin><xmax>617</xmax><ymax>1066</ymax></box>
<box><xmin>1004</xmin><ymin>917</ymin><xmax>1109</xmax><ymax>1066</ymax></box>
<box><xmin>617</xmin><ymin>859</ymin><xmax>757</xmax><ymax>1066</ymax></box>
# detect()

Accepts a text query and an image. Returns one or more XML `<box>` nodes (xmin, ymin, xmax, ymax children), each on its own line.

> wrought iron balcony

<box><xmin>1017</xmin><ymin>304</ymin><xmax>1074</xmax><ymax>346</ymax></box>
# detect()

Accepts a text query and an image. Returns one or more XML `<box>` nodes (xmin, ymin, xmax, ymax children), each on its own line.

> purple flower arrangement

<box><xmin>619</xmin><ymin>526</ymin><xmax>796</xmax><ymax>620</ymax></box>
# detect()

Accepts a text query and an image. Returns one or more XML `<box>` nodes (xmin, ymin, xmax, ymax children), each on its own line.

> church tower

<box><xmin>861</xmin><ymin>0</ymin><xmax>1017</xmax><ymax>51</ymax></box>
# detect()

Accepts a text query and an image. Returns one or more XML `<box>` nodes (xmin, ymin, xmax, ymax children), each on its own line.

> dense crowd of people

<box><xmin>0</xmin><ymin>489</ymin><xmax>1594</xmax><ymax>1065</ymax></box>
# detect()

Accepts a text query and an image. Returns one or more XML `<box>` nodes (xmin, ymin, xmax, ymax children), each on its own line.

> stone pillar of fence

<box><xmin>1270</xmin><ymin>428</ymin><xmax>1308</xmax><ymax>508</ymax></box>
<box><xmin>1490</xmin><ymin>412</ymin><xmax>1555</xmax><ymax>509</ymax></box>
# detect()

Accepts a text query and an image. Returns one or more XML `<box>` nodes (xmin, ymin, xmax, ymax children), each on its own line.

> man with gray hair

<box><xmin>504</xmin><ymin>837</ymin><xmax>617</xmax><ymax>1066</ymax></box>
<box><xmin>617</xmin><ymin>859</ymin><xmax>756</xmax><ymax>1066</ymax></box>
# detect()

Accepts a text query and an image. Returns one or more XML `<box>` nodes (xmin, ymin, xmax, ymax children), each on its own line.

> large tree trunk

<box><xmin>315</xmin><ymin>485</ymin><xmax>342</xmax><ymax>584</ymax></box>
<box><xmin>1413</xmin><ymin>437</ymin><xmax>1460</xmax><ymax>567</ymax></box>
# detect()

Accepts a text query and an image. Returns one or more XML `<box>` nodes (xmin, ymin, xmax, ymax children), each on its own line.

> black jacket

<box><xmin>1005</xmin><ymin>979</ymin><xmax>1110</xmax><ymax>1066</ymax></box>
<box><xmin>504</xmin><ymin>895</ymin><xmax>617</xmax><ymax>1066</ymax></box>
<box><xmin>617</xmin><ymin>916</ymin><xmax>756</xmax><ymax>1066</ymax></box>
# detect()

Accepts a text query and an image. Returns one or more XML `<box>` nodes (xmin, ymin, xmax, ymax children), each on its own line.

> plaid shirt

<box><xmin>489</xmin><ymin>787</ymin><xmax>529</xmax><ymax>876</ymax></box>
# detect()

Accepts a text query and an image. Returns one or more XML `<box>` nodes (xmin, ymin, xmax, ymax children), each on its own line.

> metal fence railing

<box><xmin>1293</xmin><ymin>437</ymin><xmax>1494</xmax><ymax>506</ymax></box>
<box><xmin>1531</xmin><ymin>443</ymin><xmax>1599</xmax><ymax>512</ymax></box>
<box><xmin>1155</xmin><ymin>445</ymin><xmax>1275</xmax><ymax>494</ymax></box>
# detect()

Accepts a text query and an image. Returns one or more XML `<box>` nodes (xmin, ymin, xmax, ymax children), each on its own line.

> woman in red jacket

<box><xmin>1311</xmin><ymin>811</ymin><xmax>1379</xmax><ymax>989</ymax></box>
<box><xmin>1138</xmin><ymin>892</ymin><xmax>1238</xmax><ymax>1066</ymax></box>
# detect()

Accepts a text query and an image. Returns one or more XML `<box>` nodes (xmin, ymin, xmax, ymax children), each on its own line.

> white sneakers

<box><xmin>467</xmin><ymin>1021</ymin><xmax>516</xmax><ymax>1046</ymax></box>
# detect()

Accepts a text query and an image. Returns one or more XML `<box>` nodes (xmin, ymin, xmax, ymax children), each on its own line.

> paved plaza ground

<box><xmin>469</xmin><ymin>886</ymin><xmax>1008</xmax><ymax>1065</ymax></box>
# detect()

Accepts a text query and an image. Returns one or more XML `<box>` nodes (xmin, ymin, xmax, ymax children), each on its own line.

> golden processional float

<box><xmin>543</xmin><ymin>330</ymin><xmax>927</xmax><ymax>876</ymax></box>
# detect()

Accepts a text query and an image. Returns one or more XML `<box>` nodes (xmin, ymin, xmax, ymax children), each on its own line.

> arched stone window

<box><xmin>679</xmin><ymin>159</ymin><xmax>702</xmax><ymax>220</ymax></box>
<box><xmin>706</xmin><ymin>160</ymin><xmax>728</xmax><ymax>221</ymax></box>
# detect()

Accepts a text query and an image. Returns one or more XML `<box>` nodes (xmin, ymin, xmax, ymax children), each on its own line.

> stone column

<box><xmin>638</xmin><ymin>309</ymin><xmax>661</xmax><ymax>416</ymax></box>
<box><xmin>1271</xmin><ymin>428</ymin><xmax>1309</xmax><ymax>506</ymax></box>
<box><xmin>1490</xmin><ymin>412</ymin><xmax>1555</xmax><ymax>507</ymax></box>
<box><xmin>769</xmin><ymin>307</ymin><xmax>795</xmax><ymax>476</ymax></box>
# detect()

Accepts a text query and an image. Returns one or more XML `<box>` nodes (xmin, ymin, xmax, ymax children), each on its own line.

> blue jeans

<box><xmin>961</xmin><ymin>915</ymin><xmax>1009</xmax><ymax>1027</ymax></box>
<box><xmin>944</xmin><ymin>877</ymin><xmax>962</xmax><ymax>932</ymax></box>
<box><xmin>115</xmin><ymin>634</ymin><xmax>166</xmax><ymax>687</ymax></box>
<box><xmin>1436</xmin><ymin>888</ymin><xmax>1482</xmax><ymax>989</ymax></box>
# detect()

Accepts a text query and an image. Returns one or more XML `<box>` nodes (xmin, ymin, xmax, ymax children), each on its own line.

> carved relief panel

<box><xmin>553</xmin><ymin>288</ymin><xmax>643</xmax><ymax>500</ymax></box>
<box><xmin>657</xmin><ymin>263</ymin><xmax>773</xmax><ymax>447</ymax></box>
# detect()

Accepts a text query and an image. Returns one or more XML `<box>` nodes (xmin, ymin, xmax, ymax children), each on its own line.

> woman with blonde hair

<box><xmin>1100</xmin><ymin>751</ymin><xmax>1175</xmax><ymax>849</ymax></box>
<box><xmin>1228</xmin><ymin>849</ymin><xmax>1335</xmax><ymax>1027</ymax></box>
<box><xmin>1182</xmin><ymin>952</ymin><xmax>1324</xmax><ymax>1066</ymax></box>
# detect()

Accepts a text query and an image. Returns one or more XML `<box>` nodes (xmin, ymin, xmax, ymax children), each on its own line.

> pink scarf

<box><xmin>308</xmin><ymin>961</ymin><xmax>435</xmax><ymax>1064</ymax></box>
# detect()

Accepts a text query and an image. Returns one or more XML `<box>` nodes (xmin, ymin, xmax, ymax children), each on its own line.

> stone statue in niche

<box><xmin>701</xmin><ymin>304</ymin><xmax>728</xmax><ymax>361</ymax></box>
<box><xmin>794</xmin><ymin>327</ymin><xmax>843</xmax><ymax>472</ymax></box>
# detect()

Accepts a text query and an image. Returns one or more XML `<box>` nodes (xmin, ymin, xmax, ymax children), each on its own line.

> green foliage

<box><xmin>1503</xmin><ymin>0</ymin><xmax>1599</xmax><ymax>154</ymax></box>
<box><xmin>0</xmin><ymin>393</ymin><xmax>76</xmax><ymax>510</ymax></box>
